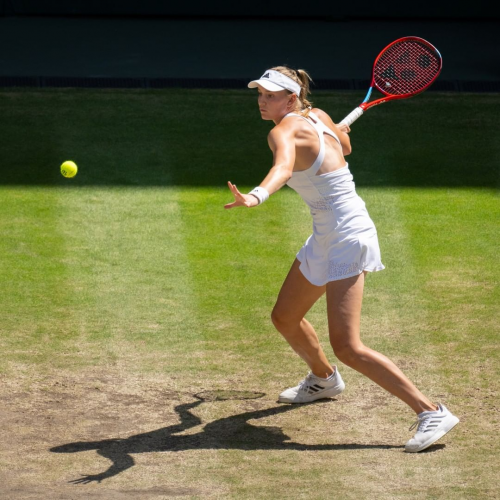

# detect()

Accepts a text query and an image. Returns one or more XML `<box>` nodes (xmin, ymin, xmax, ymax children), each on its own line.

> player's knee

<box><xmin>331</xmin><ymin>342</ymin><xmax>364</xmax><ymax>367</ymax></box>
<box><xmin>271</xmin><ymin>308</ymin><xmax>295</xmax><ymax>332</ymax></box>
<box><xmin>270</xmin><ymin>308</ymin><xmax>284</xmax><ymax>329</ymax></box>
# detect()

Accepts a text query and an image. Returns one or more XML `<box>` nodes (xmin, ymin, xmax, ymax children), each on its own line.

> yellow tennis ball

<box><xmin>61</xmin><ymin>160</ymin><xmax>78</xmax><ymax>178</ymax></box>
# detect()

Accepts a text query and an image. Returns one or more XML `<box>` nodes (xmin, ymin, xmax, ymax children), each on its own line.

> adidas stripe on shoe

<box><xmin>405</xmin><ymin>403</ymin><xmax>459</xmax><ymax>452</ymax></box>
<box><xmin>278</xmin><ymin>367</ymin><xmax>345</xmax><ymax>404</ymax></box>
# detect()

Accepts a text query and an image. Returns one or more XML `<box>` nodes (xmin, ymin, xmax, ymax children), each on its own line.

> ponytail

<box><xmin>270</xmin><ymin>65</ymin><xmax>314</xmax><ymax>115</ymax></box>
<box><xmin>296</xmin><ymin>69</ymin><xmax>314</xmax><ymax>116</ymax></box>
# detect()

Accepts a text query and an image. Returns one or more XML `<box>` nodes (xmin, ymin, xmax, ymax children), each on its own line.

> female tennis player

<box><xmin>224</xmin><ymin>66</ymin><xmax>458</xmax><ymax>452</ymax></box>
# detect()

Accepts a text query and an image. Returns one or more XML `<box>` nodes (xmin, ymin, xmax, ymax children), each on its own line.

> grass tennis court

<box><xmin>0</xmin><ymin>88</ymin><xmax>499</xmax><ymax>498</ymax></box>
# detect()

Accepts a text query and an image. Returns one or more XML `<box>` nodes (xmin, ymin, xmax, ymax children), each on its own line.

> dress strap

<box><xmin>309</xmin><ymin>124</ymin><xmax>326</xmax><ymax>175</ymax></box>
<box><xmin>283</xmin><ymin>112</ymin><xmax>325</xmax><ymax>175</ymax></box>
<box><xmin>283</xmin><ymin>111</ymin><xmax>342</xmax><ymax>176</ymax></box>
<box><xmin>308</xmin><ymin>112</ymin><xmax>342</xmax><ymax>146</ymax></box>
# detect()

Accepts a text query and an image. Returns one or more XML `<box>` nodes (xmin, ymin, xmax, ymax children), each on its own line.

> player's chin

<box><xmin>259</xmin><ymin>110</ymin><xmax>272</xmax><ymax>121</ymax></box>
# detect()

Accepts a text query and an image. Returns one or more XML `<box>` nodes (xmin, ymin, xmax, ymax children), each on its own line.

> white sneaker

<box><xmin>278</xmin><ymin>367</ymin><xmax>345</xmax><ymax>403</ymax></box>
<box><xmin>405</xmin><ymin>403</ymin><xmax>459</xmax><ymax>453</ymax></box>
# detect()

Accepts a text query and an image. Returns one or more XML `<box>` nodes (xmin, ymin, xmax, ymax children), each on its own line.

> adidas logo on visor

<box><xmin>248</xmin><ymin>69</ymin><xmax>301</xmax><ymax>97</ymax></box>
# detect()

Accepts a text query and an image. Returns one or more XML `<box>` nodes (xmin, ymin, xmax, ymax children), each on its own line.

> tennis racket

<box><xmin>340</xmin><ymin>36</ymin><xmax>442</xmax><ymax>126</ymax></box>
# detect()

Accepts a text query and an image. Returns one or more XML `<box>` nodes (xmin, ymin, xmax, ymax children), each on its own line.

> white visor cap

<box><xmin>248</xmin><ymin>69</ymin><xmax>301</xmax><ymax>97</ymax></box>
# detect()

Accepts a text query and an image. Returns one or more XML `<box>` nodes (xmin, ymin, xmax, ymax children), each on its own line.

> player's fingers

<box><xmin>225</xmin><ymin>198</ymin><xmax>241</xmax><ymax>208</ymax></box>
<box><xmin>337</xmin><ymin>123</ymin><xmax>350</xmax><ymax>133</ymax></box>
<box><xmin>228</xmin><ymin>183</ymin><xmax>240</xmax><ymax>197</ymax></box>
<box><xmin>231</xmin><ymin>183</ymin><xmax>243</xmax><ymax>196</ymax></box>
<box><xmin>228</xmin><ymin>188</ymin><xmax>241</xmax><ymax>201</ymax></box>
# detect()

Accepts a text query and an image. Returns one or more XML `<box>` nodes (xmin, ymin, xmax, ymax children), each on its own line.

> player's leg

<box><xmin>326</xmin><ymin>272</ymin><xmax>436</xmax><ymax>414</ymax></box>
<box><xmin>326</xmin><ymin>271</ymin><xmax>459</xmax><ymax>451</ymax></box>
<box><xmin>271</xmin><ymin>259</ymin><xmax>331</xmax><ymax>378</ymax></box>
<box><xmin>272</xmin><ymin>259</ymin><xmax>346</xmax><ymax>403</ymax></box>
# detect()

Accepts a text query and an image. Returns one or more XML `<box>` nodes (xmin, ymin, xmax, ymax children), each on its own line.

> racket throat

<box><xmin>361</xmin><ymin>100</ymin><xmax>386</xmax><ymax>110</ymax></box>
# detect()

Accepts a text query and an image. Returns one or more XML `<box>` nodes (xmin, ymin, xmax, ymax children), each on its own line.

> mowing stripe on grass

<box><xmin>0</xmin><ymin>186</ymin><xmax>204</xmax><ymax>374</ymax></box>
<box><xmin>399</xmin><ymin>188</ymin><xmax>500</xmax><ymax>382</ymax></box>
<box><xmin>176</xmin><ymin>185</ymin><xmax>313</xmax><ymax>378</ymax></box>
<box><xmin>54</xmin><ymin>186</ymin><xmax>205</xmax><ymax>372</ymax></box>
<box><xmin>0</xmin><ymin>187</ymin><xmax>73</xmax><ymax>370</ymax></box>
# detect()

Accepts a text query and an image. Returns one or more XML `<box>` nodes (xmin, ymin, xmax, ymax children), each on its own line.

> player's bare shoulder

<box><xmin>311</xmin><ymin>108</ymin><xmax>337</xmax><ymax>129</ymax></box>
<box><xmin>267</xmin><ymin>119</ymin><xmax>295</xmax><ymax>152</ymax></box>
<box><xmin>269</xmin><ymin>116</ymin><xmax>298</xmax><ymax>142</ymax></box>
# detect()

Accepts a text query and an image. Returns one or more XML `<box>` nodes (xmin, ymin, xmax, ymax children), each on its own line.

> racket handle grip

<box><xmin>340</xmin><ymin>107</ymin><xmax>364</xmax><ymax>126</ymax></box>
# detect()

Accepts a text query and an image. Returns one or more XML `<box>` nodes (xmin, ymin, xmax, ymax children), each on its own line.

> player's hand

<box><xmin>224</xmin><ymin>182</ymin><xmax>259</xmax><ymax>209</ymax></box>
<box><xmin>337</xmin><ymin>123</ymin><xmax>351</xmax><ymax>134</ymax></box>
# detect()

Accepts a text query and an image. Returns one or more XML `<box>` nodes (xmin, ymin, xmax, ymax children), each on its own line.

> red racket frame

<box><xmin>360</xmin><ymin>36</ymin><xmax>443</xmax><ymax>111</ymax></box>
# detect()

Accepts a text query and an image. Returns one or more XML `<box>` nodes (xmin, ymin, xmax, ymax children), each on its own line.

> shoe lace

<box><xmin>409</xmin><ymin>413</ymin><xmax>431</xmax><ymax>433</ymax></box>
<box><xmin>297</xmin><ymin>373</ymin><xmax>314</xmax><ymax>392</ymax></box>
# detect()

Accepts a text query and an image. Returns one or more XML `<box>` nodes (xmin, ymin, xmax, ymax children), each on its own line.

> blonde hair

<box><xmin>270</xmin><ymin>65</ymin><xmax>313</xmax><ymax>116</ymax></box>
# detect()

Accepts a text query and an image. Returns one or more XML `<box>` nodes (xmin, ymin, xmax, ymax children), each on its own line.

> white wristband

<box><xmin>248</xmin><ymin>187</ymin><xmax>270</xmax><ymax>205</ymax></box>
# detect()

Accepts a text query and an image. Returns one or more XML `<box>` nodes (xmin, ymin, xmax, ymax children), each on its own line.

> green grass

<box><xmin>0</xmin><ymin>88</ymin><xmax>499</xmax><ymax>499</ymax></box>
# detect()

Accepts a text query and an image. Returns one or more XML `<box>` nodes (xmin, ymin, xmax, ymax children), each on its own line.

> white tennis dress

<box><xmin>285</xmin><ymin>111</ymin><xmax>385</xmax><ymax>285</ymax></box>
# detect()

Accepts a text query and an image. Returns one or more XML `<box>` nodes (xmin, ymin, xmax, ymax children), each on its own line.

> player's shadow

<box><xmin>50</xmin><ymin>395</ymin><xmax>428</xmax><ymax>484</ymax></box>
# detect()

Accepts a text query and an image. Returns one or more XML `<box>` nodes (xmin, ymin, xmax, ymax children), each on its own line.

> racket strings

<box><xmin>374</xmin><ymin>41</ymin><xmax>441</xmax><ymax>96</ymax></box>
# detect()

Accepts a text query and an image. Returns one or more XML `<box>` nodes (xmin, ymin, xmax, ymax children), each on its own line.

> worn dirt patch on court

<box><xmin>0</xmin><ymin>367</ymin><xmax>218</xmax><ymax>498</ymax></box>
<box><xmin>1</xmin><ymin>362</ymin><xmax>481</xmax><ymax>499</ymax></box>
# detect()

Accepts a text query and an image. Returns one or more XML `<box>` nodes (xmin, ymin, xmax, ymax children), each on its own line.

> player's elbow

<box><xmin>274</xmin><ymin>165</ymin><xmax>293</xmax><ymax>183</ymax></box>
<box><xmin>343</xmin><ymin>145</ymin><xmax>352</xmax><ymax>156</ymax></box>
